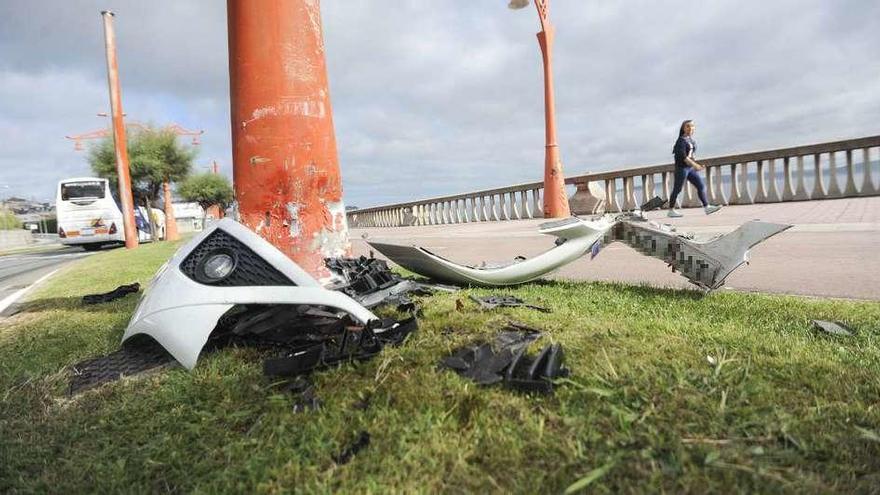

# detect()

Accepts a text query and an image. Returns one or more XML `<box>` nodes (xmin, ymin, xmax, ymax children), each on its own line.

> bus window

<box><xmin>61</xmin><ymin>181</ymin><xmax>106</xmax><ymax>200</ymax></box>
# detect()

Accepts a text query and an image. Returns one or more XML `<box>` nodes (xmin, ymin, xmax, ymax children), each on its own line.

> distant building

<box><xmin>172</xmin><ymin>202</ymin><xmax>208</xmax><ymax>233</ymax></box>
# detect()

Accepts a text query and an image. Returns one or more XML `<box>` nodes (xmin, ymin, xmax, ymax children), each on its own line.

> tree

<box><xmin>178</xmin><ymin>173</ymin><xmax>234</xmax><ymax>222</ymax></box>
<box><xmin>88</xmin><ymin>127</ymin><xmax>195</xmax><ymax>239</ymax></box>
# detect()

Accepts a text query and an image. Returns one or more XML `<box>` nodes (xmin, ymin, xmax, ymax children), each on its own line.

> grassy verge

<box><xmin>1</xmin><ymin>241</ymin><xmax>879</xmax><ymax>493</ymax></box>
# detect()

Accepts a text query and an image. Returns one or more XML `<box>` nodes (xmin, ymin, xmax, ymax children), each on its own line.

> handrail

<box><xmin>346</xmin><ymin>135</ymin><xmax>880</xmax><ymax>227</ymax></box>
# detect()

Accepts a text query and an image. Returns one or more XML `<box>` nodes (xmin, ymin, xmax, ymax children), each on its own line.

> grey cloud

<box><xmin>0</xmin><ymin>0</ymin><xmax>878</xmax><ymax>209</ymax></box>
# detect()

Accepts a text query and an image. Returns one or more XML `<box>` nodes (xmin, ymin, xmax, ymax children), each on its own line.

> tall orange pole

<box><xmin>101</xmin><ymin>11</ymin><xmax>138</xmax><ymax>249</ymax></box>
<box><xmin>227</xmin><ymin>0</ymin><xmax>349</xmax><ymax>282</ymax></box>
<box><xmin>533</xmin><ymin>0</ymin><xmax>570</xmax><ymax>217</ymax></box>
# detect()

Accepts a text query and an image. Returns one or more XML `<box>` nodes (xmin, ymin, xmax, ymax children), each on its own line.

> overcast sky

<box><xmin>1</xmin><ymin>0</ymin><xmax>878</xmax><ymax>207</ymax></box>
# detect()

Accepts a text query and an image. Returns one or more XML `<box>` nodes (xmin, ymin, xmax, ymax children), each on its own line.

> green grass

<box><xmin>2</xmin><ymin>241</ymin><xmax>880</xmax><ymax>493</ymax></box>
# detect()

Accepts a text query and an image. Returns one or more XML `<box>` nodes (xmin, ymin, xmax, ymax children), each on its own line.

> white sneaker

<box><xmin>667</xmin><ymin>209</ymin><xmax>683</xmax><ymax>218</ymax></box>
<box><xmin>704</xmin><ymin>205</ymin><xmax>722</xmax><ymax>215</ymax></box>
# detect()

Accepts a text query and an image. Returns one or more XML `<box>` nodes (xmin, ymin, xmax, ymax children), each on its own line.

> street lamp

<box><xmin>509</xmin><ymin>0</ymin><xmax>571</xmax><ymax>217</ymax></box>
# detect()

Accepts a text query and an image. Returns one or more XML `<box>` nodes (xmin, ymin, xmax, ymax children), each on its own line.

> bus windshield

<box><xmin>61</xmin><ymin>181</ymin><xmax>106</xmax><ymax>200</ymax></box>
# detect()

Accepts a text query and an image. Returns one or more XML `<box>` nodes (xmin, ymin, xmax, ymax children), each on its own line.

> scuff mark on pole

<box><xmin>228</xmin><ymin>0</ymin><xmax>350</xmax><ymax>283</ymax></box>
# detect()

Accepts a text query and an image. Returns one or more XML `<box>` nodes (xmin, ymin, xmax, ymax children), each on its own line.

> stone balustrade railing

<box><xmin>347</xmin><ymin>135</ymin><xmax>880</xmax><ymax>228</ymax></box>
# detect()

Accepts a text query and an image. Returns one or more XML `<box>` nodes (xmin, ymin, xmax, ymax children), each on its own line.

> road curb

<box><xmin>0</xmin><ymin>268</ymin><xmax>60</xmax><ymax>316</ymax></box>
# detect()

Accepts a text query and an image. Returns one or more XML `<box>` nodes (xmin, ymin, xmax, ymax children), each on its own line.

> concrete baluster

<box><xmin>604</xmin><ymin>179</ymin><xmax>620</xmax><ymax>212</ymax></box>
<box><xmin>489</xmin><ymin>195</ymin><xmax>499</xmax><ymax>221</ymax></box>
<box><xmin>782</xmin><ymin>157</ymin><xmax>795</xmax><ymax>201</ymax></box>
<box><xmin>533</xmin><ymin>188</ymin><xmax>543</xmax><ymax>218</ymax></box>
<box><xmin>812</xmin><ymin>153</ymin><xmax>827</xmax><ymax>199</ymax></box>
<box><xmin>843</xmin><ymin>149</ymin><xmax>859</xmax><ymax>197</ymax></box>
<box><xmin>661</xmin><ymin>171</ymin><xmax>671</xmax><ymax>201</ymax></box>
<box><xmin>754</xmin><ymin>160</ymin><xmax>768</xmax><ymax>203</ymax></box>
<box><xmin>861</xmin><ymin>148</ymin><xmax>877</xmax><ymax>196</ymax></box>
<box><xmin>520</xmin><ymin>190</ymin><xmax>529</xmax><ymax>219</ymax></box>
<box><xmin>766</xmin><ymin>159</ymin><xmax>782</xmax><ymax>202</ymax></box>
<box><xmin>499</xmin><ymin>193</ymin><xmax>510</xmax><ymax>221</ymax></box>
<box><xmin>507</xmin><ymin>192</ymin><xmax>518</xmax><ymax>220</ymax></box>
<box><xmin>621</xmin><ymin>176</ymin><xmax>636</xmax><ymax>210</ymax></box>
<box><xmin>715</xmin><ymin>165</ymin><xmax>729</xmax><ymax>205</ymax></box>
<box><xmin>793</xmin><ymin>155</ymin><xmax>810</xmax><ymax>200</ymax></box>
<box><xmin>826</xmin><ymin>152</ymin><xmax>843</xmax><ymax>198</ymax></box>
<box><xmin>736</xmin><ymin>162</ymin><xmax>753</xmax><ymax>204</ymax></box>
<box><xmin>644</xmin><ymin>174</ymin><xmax>656</xmax><ymax>202</ymax></box>
<box><xmin>705</xmin><ymin>167</ymin><xmax>718</xmax><ymax>205</ymax></box>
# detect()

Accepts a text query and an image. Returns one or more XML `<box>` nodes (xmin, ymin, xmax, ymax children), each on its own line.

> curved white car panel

<box><xmin>122</xmin><ymin>219</ymin><xmax>378</xmax><ymax>370</ymax></box>
<box><xmin>369</xmin><ymin>215</ymin><xmax>791</xmax><ymax>290</ymax></box>
<box><xmin>369</xmin><ymin>216</ymin><xmax>616</xmax><ymax>286</ymax></box>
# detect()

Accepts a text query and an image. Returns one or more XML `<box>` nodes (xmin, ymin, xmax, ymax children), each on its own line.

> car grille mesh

<box><xmin>180</xmin><ymin>229</ymin><xmax>295</xmax><ymax>286</ymax></box>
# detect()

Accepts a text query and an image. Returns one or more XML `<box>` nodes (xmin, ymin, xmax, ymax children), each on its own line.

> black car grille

<box><xmin>180</xmin><ymin>229</ymin><xmax>295</xmax><ymax>286</ymax></box>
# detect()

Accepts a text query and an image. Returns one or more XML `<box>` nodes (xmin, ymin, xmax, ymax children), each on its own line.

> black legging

<box><xmin>669</xmin><ymin>166</ymin><xmax>708</xmax><ymax>207</ymax></box>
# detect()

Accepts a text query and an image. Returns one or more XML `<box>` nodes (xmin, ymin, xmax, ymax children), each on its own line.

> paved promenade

<box><xmin>351</xmin><ymin>197</ymin><xmax>880</xmax><ymax>300</ymax></box>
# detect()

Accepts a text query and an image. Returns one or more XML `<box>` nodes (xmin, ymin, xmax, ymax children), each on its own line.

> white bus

<box><xmin>56</xmin><ymin>177</ymin><xmax>163</xmax><ymax>251</ymax></box>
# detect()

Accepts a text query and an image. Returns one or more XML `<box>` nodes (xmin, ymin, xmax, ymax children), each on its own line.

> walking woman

<box><xmin>668</xmin><ymin>120</ymin><xmax>721</xmax><ymax>217</ymax></box>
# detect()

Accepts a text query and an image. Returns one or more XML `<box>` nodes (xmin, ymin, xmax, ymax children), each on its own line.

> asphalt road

<box><xmin>0</xmin><ymin>246</ymin><xmax>94</xmax><ymax>315</ymax></box>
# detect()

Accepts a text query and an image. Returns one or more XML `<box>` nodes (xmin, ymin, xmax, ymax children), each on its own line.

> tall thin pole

<box><xmin>227</xmin><ymin>0</ymin><xmax>350</xmax><ymax>282</ymax></box>
<box><xmin>101</xmin><ymin>11</ymin><xmax>138</xmax><ymax>249</ymax></box>
<box><xmin>533</xmin><ymin>0</ymin><xmax>570</xmax><ymax>217</ymax></box>
<box><xmin>162</xmin><ymin>181</ymin><xmax>179</xmax><ymax>241</ymax></box>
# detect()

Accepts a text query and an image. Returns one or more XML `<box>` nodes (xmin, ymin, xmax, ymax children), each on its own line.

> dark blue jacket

<box><xmin>673</xmin><ymin>136</ymin><xmax>696</xmax><ymax>168</ymax></box>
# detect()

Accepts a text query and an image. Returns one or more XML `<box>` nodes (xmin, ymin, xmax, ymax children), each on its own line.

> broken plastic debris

<box><xmin>640</xmin><ymin>196</ymin><xmax>668</xmax><ymax>212</ymax></box>
<box><xmin>325</xmin><ymin>255</ymin><xmax>457</xmax><ymax>310</ymax></box>
<box><xmin>259</xmin><ymin>317</ymin><xmax>418</xmax><ymax>378</ymax></box>
<box><xmin>440</xmin><ymin>324</ymin><xmax>569</xmax><ymax>394</ymax></box>
<box><xmin>469</xmin><ymin>295</ymin><xmax>551</xmax><ymax>313</ymax></box>
<box><xmin>82</xmin><ymin>282</ymin><xmax>140</xmax><ymax>305</ymax></box>
<box><xmin>812</xmin><ymin>320</ymin><xmax>854</xmax><ymax>336</ymax></box>
<box><xmin>67</xmin><ymin>334</ymin><xmax>174</xmax><ymax>395</ymax></box>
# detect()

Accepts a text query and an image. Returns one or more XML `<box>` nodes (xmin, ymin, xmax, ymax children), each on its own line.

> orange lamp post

<box><xmin>100</xmin><ymin>11</ymin><xmax>139</xmax><ymax>248</ymax></box>
<box><xmin>227</xmin><ymin>0</ymin><xmax>350</xmax><ymax>282</ymax></box>
<box><xmin>511</xmin><ymin>0</ymin><xmax>571</xmax><ymax>217</ymax></box>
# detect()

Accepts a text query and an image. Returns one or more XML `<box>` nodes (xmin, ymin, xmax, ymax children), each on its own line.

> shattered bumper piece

<box><xmin>440</xmin><ymin>325</ymin><xmax>569</xmax><ymax>393</ymax></box>
<box><xmin>370</xmin><ymin>213</ymin><xmax>790</xmax><ymax>291</ymax></box>
<box><xmin>611</xmin><ymin>219</ymin><xmax>791</xmax><ymax>290</ymax></box>
<box><xmin>82</xmin><ymin>282</ymin><xmax>140</xmax><ymax>305</ymax></box>
<box><xmin>122</xmin><ymin>219</ymin><xmax>379</xmax><ymax>370</ymax></box>
<box><xmin>369</xmin><ymin>216</ymin><xmax>616</xmax><ymax>286</ymax></box>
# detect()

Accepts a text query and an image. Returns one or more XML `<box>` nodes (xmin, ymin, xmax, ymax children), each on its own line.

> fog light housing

<box><xmin>109</xmin><ymin>222</ymin><xmax>117</xmax><ymax>235</ymax></box>
<box><xmin>196</xmin><ymin>250</ymin><xmax>236</xmax><ymax>283</ymax></box>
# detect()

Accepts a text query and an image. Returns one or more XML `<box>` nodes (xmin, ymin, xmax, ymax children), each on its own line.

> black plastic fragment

<box><xmin>469</xmin><ymin>294</ymin><xmax>551</xmax><ymax>313</ymax></box>
<box><xmin>325</xmin><ymin>256</ymin><xmax>457</xmax><ymax>310</ymax></box>
<box><xmin>440</xmin><ymin>324</ymin><xmax>568</xmax><ymax>394</ymax></box>
<box><xmin>82</xmin><ymin>282</ymin><xmax>140</xmax><ymax>305</ymax></box>
<box><xmin>262</xmin><ymin>317</ymin><xmax>418</xmax><ymax>378</ymax></box>
<box><xmin>68</xmin><ymin>334</ymin><xmax>175</xmax><ymax>395</ymax></box>
<box><xmin>640</xmin><ymin>196</ymin><xmax>668</xmax><ymax>212</ymax></box>
<box><xmin>333</xmin><ymin>431</ymin><xmax>371</xmax><ymax>465</ymax></box>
